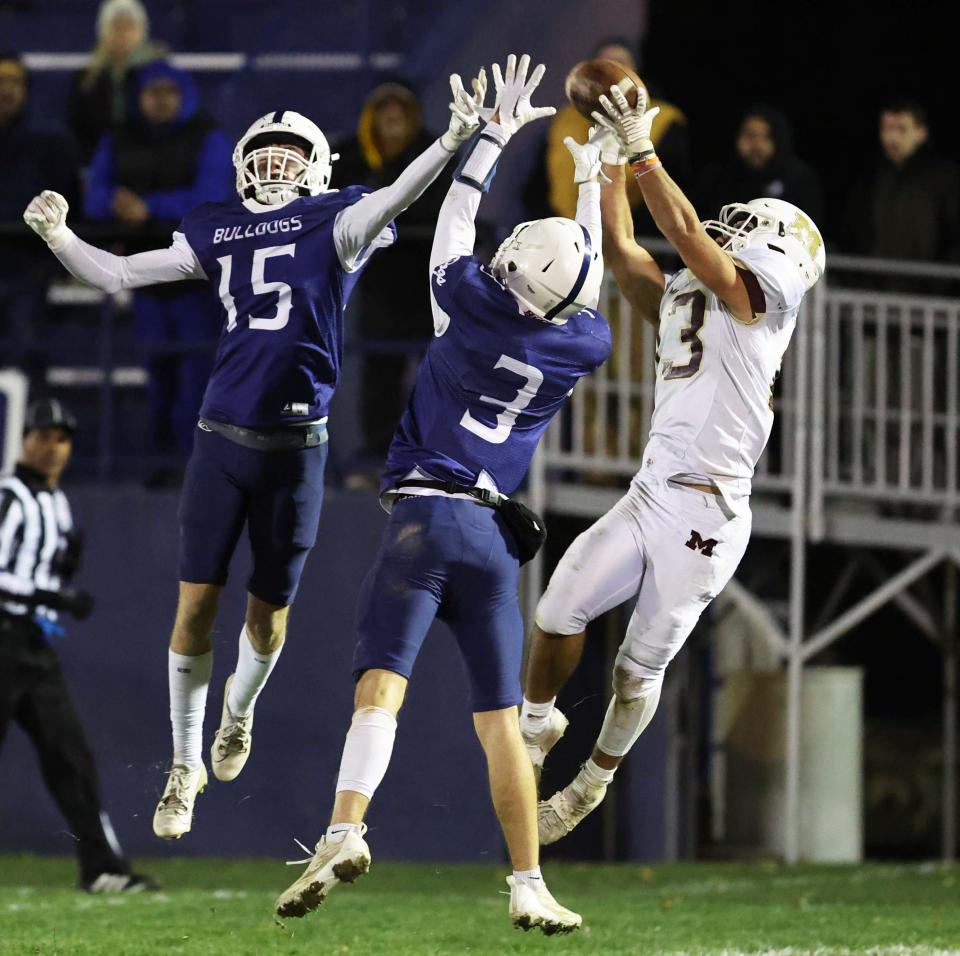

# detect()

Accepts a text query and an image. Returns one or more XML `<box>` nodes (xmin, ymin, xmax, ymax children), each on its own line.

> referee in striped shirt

<box><xmin>0</xmin><ymin>398</ymin><xmax>152</xmax><ymax>892</ymax></box>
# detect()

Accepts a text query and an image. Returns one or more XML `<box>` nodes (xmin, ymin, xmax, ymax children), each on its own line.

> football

<box><xmin>564</xmin><ymin>58</ymin><xmax>646</xmax><ymax>120</ymax></box>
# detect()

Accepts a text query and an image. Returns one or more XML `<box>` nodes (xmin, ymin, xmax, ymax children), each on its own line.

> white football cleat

<box><xmin>211</xmin><ymin>674</ymin><xmax>253</xmax><ymax>782</ymax></box>
<box><xmin>522</xmin><ymin>707</ymin><xmax>569</xmax><ymax>779</ymax></box>
<box><xmin>538</xmin><ymin>780</ymin><xmax>607</xmax><ymax>845</ymax></box>
<box><xmin>275</xmin><ymin>826</ymin><xmax>371</xmax><ymax>919</ymax></box>
<box><xmin>507</xmin><ymin>875</ymin><xmax>582</xmax><ymax>935</ymax></box>
<box><xmin>152</xmin><ymin>763</ymin><xmax>208</xmax><ymax>840</ymax></box>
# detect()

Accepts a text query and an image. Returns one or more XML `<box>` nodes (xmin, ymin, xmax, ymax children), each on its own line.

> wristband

<box><xmin>631</xmin><ymin>154</ymin><xmax>662</xmax><ymax>178</ymax></box>
<box><xmin>454</xmin><ymin>126</ymin><xmax>506</xmax><ymax>192</ymax></box>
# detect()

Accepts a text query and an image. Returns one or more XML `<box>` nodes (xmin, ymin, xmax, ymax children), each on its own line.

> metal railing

<box><xmin>534</xmin><ymin>250</ymin><xmax>960</xmax><ymax>530</ymax></box>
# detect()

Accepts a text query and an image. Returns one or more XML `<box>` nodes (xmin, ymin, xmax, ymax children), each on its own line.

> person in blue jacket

<box><xmin>84</xmin><ymin>60</ymin><xmax>233</xmax><ymax>478</ymax></box>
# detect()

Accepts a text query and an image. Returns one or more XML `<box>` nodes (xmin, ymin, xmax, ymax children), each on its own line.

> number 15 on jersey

<box><xmin>216</xmin><ymin>243</ymin><xmax>296</xmax><ymax>332</ymax></box>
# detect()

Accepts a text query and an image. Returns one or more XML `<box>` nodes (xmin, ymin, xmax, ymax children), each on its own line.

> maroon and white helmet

<box><xmin>703</xmin><ymin>198</ymin><xmax>825</xmax><ymax>291</ymax></box>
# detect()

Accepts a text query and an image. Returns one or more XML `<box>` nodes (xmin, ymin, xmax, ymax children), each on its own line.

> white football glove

<box><xmin>563</xmin><ymin>126</ymin><xmax>616</xmax><ymax>185</ymax></box>
<box><xmin>594</xmin><ymin>124</ymin><xmax>627</xmax><ymax>166</ymax></box>
<box><xmin>490</xmin><ymin>53</ymin><xmax>555</xmax><ymax>139</ymax></box>
<box><xmin>441</xmin><ymin>68</ymin><xmax>488</xmax><ymax>152</ymax></box>
<box><xmin>23</xmin><ymin>190</ymin><xmax>71</xmax><ymax>246</ymax></box>
<box><xmin>592</xmin><ymin>85</ymin><xmax>661</xmax><ymax>160</ymax></box>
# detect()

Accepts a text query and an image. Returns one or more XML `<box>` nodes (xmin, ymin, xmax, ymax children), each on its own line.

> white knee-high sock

<box><xmin>227</xmin><ymin>626</ymin><xmax>282</xmax><ymax>717</ymax></box>
<box><xmin>168</xmin><ymin>649</ymin><xmax>213</xmax><ymax>769</ymax></box>
<box><xmin>334</xmin><ymin>707</ymin><xmax>398</xmax><ymax>802</ymax></box>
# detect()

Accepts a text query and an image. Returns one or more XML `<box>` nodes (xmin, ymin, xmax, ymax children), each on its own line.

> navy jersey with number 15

<box><xmin>178</xmin><ymin>185</ymin><xmax>394</xmax><ymax>429</ymax></box>
<box><xmin>382</xmin><ymin>256</ymin><xmax>611</xmax><ymax>496</ymax></box>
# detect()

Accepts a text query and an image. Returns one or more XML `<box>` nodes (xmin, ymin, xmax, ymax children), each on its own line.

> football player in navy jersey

<box><xmin>24</xmin><ymin>72</ymin><xmax>488</xmax><ymax>840</ymax></box>
<box><xmin>276</xmin><ymin>55</ymin><xmax>613</xmax><ymax>934</ymax></box>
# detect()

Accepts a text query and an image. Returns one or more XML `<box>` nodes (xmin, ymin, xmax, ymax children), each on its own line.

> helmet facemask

<box><xmin>234</xmin><ymin>128</ymin><xmax>336</xmax><ymax>205</ymax></box>
<box><xmin>702</xmin><ymin>203</ymin><xmax>779</xmax><ymax>254</ymax></box>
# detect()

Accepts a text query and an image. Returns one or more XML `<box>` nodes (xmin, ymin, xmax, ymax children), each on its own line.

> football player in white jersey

<box><xmin>520</xmin><ymin>86</ymin><xmax>825</xmax><ymax>843</ymax></box>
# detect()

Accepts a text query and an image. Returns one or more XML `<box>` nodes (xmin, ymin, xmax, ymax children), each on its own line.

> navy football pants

<box><xmin>178</xmin><ymin>426</ymin><xmax>327</xmax><ymax>606</ymax></box>
<box><xmin>353</xmin><ymin>496</ymin><xmax>523</xmax><ymax>712</ymax></box>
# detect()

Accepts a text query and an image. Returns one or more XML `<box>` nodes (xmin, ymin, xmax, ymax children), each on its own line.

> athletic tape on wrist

<box><xmin>454</xmin><ymin>127</ymin><xmax>506</xmax><ymax>192</ymax></box>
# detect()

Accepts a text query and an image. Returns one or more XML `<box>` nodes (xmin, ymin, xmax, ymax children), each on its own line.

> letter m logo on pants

<box><xmin>685</xmin><ymin>529</ymin><xmax>718</xmax><ymax>557</ymax></box>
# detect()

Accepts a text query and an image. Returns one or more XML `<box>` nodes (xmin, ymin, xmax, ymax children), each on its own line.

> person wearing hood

<box><xmin>334</xmin><ymin>82</ymin><xmax>449</xmax><ymax>487</ymax></box>
<box><xmin>69</xmin><ymin>0</ymin><xmax>166</xmax><ymax>164</ymax></box>
<box><xmin>83</xmin><ymin>60</ymin><xmax>233</xmax><ymax>480</ymax></box>
<box><xmin>697</xmin><ymin>106</ymin><xmax>824</xmax><ymax>230</ymax></box>
<box><xmin>0</xmin><ymin>54</ymin><xmax>80</xmax><ymax>385</ymax></box>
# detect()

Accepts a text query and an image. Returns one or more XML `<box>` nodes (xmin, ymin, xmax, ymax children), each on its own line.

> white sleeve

<box><xmin>427</xmin><ymin>121</ymin><xmax>508</xmax><ymax>334</ymax></box>
<box><xmin>574</xmin><ymin>181</ymin><xmax>602</xmax><ymax>309</ymax></box>
<box><xmin>48</xmin><ymin>229</ymin><xmax>206</xmax><ymax>294</ymax></box>
<box><xmin>428</xmin><ymin>184</ymin><xmax>481</xmax><ymax>336</ymax></box>
<box><xmin>333</xmin><ymin>138</ymin><xmax>455</xmax><ymax>271</ymax></box>
<box><xmin>429</xmin><ymin>184</ymin><xmax>481</xmax><ymax>273</ymax></box>
<box><xmin>575</xmin><ymin>181</ymin><xmax>601</xmax><ymax>254</ymax></box>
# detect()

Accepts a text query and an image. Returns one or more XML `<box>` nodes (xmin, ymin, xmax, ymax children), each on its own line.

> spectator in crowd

<box><xmin>0</xmin><ymin>399</ymin><xmax>154</xmax><ymax>893</ymax></box>
<box><xmin>334</xmin><ymin>81</ymin><xmax>448</xmax><ymax>488</ymax></box>
<box><xmin>844</xmin><ymin>99</ymin><xmax>960</xmax><ymax>263</ymax></box>
<box><xmin>69</xmin><ymin>0</ymin><xmax>165</xmax><ymax>164</ymax></box>
<box><xmin>0</xmin><ymin>54</ymin><xmax>80</xmax><ymax>385</ymax></box>
<box><xmin>697</xmin><ymin>105</ymin><xmax>824</xmax><ymax>227</ymax></box>
<box><xmin>84</xmin><ymin>60</ymin><xmax>232</xmax><ymax>483</ymax></box>
<box><xmin>534</xmin><ymin>37</ymin><xmax>691</xmax><ymax>233</ymax></box>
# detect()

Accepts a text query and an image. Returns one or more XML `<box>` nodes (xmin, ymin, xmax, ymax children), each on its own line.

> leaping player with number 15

<box><xmin>24</xmin><ymin>76</ymin><xmax>486</xmax><ymax>841</ymax></box>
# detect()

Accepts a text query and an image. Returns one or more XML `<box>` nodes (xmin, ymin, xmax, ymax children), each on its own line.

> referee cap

<box><xmin>24</xmin><ymin>398</ymin><xmax>77</xmax><ymax>436</ymax></box>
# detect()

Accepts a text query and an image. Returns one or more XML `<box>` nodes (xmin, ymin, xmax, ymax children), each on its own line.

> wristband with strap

<box><xmin>454</xmin><ymin>125</ymin><xmax>507</xmax><ymax>193</ymax></box>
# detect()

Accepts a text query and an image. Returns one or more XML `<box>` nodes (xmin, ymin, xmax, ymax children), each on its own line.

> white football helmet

<box><xmin>233</xmin><ymin>110</ymin><xmax>338</xmax><ymax>205</ymax></box>
<box><xmin>490</xmin><ymin>218</ymin><xmax>603</xmax><ymax>323</ymax></box>
<box><xmin>702</xmin><ymin>198</ymin><xmax>825</xmax><ymax>291</ymax></box>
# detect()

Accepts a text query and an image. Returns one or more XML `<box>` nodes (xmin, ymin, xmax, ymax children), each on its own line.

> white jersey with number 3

<box><xmin>641</xmin><ymin>243</ymin><xmax>808</xmax><ymax>508</ymax></box>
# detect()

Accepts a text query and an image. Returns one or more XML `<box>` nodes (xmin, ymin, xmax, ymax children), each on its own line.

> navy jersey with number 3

<box><xmin>382</xmin><ymin>256</ymin><xmax>611</xmax><ymax>496</ymax></box>
<box><xmin>178</xmin><ymin>186</ymin><xmax>393</xmax><ymax>428</ymax></box>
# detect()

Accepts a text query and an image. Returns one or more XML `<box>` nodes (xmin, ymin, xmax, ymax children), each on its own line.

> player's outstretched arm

<box><xmin>563</xmin><ymin>126</ymin><xmax>625</xmax><ymax>308</ymax></box>
<box><xmin>23</xmin><ymin>190</ymin><xmax>204</xmax><ymax>293</ymax></box>
<box><xmin>333</xmin><ymin>68</ymin><xmax>488</xmax><ymax>272</ymax></box>
<box><xmin>594</xmin><ymin>87</ymin><xmax>755</xmax><ymax>324</ymax></box>
<box><xmin>428</xmin><ymin>54</ymin><xmax>554</xmax><ymax>333</ymax></box>
<box><xmin>598</xmin><ymin>164</ymin><xmax>665</xmax><ymax>327</ymax></box>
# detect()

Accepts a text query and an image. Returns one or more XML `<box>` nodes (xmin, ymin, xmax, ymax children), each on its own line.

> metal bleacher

<box><xmin>525</xmin><ymin>247</ymin><xmax>960</xmax><ymax>864</ymax></box>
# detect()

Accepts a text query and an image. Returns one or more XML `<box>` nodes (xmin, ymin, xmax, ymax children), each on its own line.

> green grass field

<box><xmin>2</xmin><ymin>855</ymin><xmax>958</xmax><ymax>955</ymax></box>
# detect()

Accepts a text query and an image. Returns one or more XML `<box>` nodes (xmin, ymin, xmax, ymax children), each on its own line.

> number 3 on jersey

<box><xmin>461</xmin><ymin>354</ymin><xmax>544</xmax><ymax>445</ymax></box>
<box><xmin>216</xmin><ymin>244</ymin><xmax>295</xmax><ymax>332</ymax></box>
<box><xmin>661</xmin><ymin>289</ymin><xmax>706</xmax><ymax>380</ymax></box>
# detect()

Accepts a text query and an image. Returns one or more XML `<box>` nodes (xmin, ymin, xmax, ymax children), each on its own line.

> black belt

<box><xmin>199</xmin><ymin>418</ymin><xmax>328</xmax><ymax>451</ymax></box>
<box><xmin>395</xmin><ymin>479</ymin><xmax>546</xmax><ymax>565</ymax></box>
<box><xmin>395</xmin><ymin>479</ymin><xmax>504</xmax><ymax>506</ymax></box>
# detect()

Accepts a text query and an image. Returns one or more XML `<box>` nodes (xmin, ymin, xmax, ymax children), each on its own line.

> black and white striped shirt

<box><xmin>0</xmin><ymin>464</ymin><xmax>74</xmax><ymax>621</ymax></box>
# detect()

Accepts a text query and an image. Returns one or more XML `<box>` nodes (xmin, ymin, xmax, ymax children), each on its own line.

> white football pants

<box><xmin>536</xmin><ymin>473</ymin><xmax>751</xmax><ymax>680</ymax></box>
